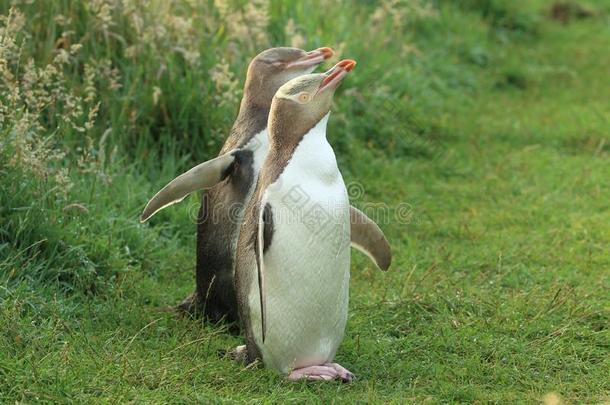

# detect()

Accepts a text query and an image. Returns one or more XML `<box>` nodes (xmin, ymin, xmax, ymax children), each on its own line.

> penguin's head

<box><xmin>268</xmin><ymin>59</ymin><xmax>356</xmax><ymax>141</ymax></box>
<box><xmin>244</xmin><ymin>47</ymin><xmax>334</xmax><ymax>108</ymax></box>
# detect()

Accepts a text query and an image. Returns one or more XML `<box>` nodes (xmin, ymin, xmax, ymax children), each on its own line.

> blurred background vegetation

<box><xmin>1</xmin><ymin>0</ymin><xmax>608</xmax><ymax>402</ymax></box>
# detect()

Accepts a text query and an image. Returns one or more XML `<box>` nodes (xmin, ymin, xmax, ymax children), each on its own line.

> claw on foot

<box><xmin>288</xmin><ymin>363</ymin><xmax>355</xmax><ymax>382</ymax></box>
<box><xmin>175</xmin><ymin>292</ymin><xmax>200</xmax><ymax>317</ymax></box>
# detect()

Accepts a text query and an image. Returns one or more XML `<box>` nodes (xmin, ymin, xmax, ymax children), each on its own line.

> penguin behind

<box><xmin>140</xmin><ymin>47</ymin><xmax>334</xmax><ymax>325</ymax></box>
<box><xmin>235</xmin><ymin>59</ymin><xmax>365</xmax><ymax>381</ymax></box>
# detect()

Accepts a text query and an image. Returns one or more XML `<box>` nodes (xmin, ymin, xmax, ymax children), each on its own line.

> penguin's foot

<box><xmin>288</xmin><ymin>363</ymin><xmax>355</xmax><ymax>382</ymax></box>
<box><xmin>228</xmin><ymin>345</ymin><xmax>248</xmax><ymax>364</ymax></box>
<box><xmin>175</xmin><ymin>292</ymin><xmax>200</xmax><ymax>317</ymax></box>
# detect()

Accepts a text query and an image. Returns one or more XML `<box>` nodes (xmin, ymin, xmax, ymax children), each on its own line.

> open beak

<box><xmin>318</xmin><ymin>59</ymin><xmax>356</xmax><ymax>93</ymax></box>
<box><xmin>285</xmin><ymin>47</ymin><xmax>334</xmax><ymax>69</ymax></box>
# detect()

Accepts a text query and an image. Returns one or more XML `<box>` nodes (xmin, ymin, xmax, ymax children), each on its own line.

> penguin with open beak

<box><xmin>140</xmin><ymin>47</ymin><xmax>334</xmax><ymax>324</ymax></box>
<box><xmin>234</xmin><ymin>59</ymin><xmax>387</xmax><ymax>381</ymax></box>
<box><xmin>140</xmin><ymin>50</ymin><xmax>391</xmax><ymax>333</ymax></box>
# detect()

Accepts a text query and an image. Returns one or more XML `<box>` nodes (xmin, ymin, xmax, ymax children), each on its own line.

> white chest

<box><xmin>248</xmin><ymin>114</ymin><xmax>351</xmax><ymax>374</ymax></box>
<box><xmin>243</xmin><ymin>129</ymin><xmax>270</xmax><ymax>175</ymax></box>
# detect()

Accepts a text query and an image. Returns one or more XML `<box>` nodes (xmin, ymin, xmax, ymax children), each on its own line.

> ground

<box><xmin>1</xmin><ymin>1</ymin><xmax>608</xmax><ymax>403</ymax></box>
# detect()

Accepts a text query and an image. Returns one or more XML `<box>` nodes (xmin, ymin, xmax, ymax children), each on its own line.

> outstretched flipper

<box><xmin>140</xmin><ymin>150</ymin><xmax>239</xmax><ymax>222</ymax></box>
<box><xmin>254</xmin><ymin>200</ymin><xmax>273</xmax><ymax>343</ymax></box>
<box><xmin>350</xmin><ymin>206</ymin><xmax>392</xmax><ymax>271</ymax></box>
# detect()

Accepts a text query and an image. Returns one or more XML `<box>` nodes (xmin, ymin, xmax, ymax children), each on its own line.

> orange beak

<box><xmin>285</xmin><ymin>47</ymin><xmax>334</xmax><ymax>69</ymax></box>
<box><xmin>319</xmin><ymin>59</ymin><xmax>357</xmax><ymax>92</ymax></box>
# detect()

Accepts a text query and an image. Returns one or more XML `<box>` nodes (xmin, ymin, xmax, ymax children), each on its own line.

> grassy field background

<box><xmin>1</xmin><ymin>0</ymin><xmax>609</xmax><ymax>402</ymax></box>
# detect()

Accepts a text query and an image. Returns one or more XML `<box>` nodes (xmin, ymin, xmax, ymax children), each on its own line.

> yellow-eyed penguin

<box><xmin>140</xmin><ymin>47</ymin><xmax>334</xmax><ymax>324</ymax></box>
<box><xmin>235</xmin><ymin>59</ymin><xmax>379</xmax><ymax>381</ymax></box>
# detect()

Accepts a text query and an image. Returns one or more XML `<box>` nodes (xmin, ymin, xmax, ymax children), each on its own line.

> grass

<box><xmin>1</xmin><ymin>0</ymin><xmax>609</xmax><ymax>403</ymax></box>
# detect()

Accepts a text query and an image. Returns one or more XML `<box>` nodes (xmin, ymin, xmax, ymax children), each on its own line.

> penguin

<box><xmin>140</xmin><ymin>47</ymin><xmax>334</xmax><ymax>325</ymax></box>
<box><xmin>235</xmin><ymin>59</ymin><xmax>385</xmax><ymax>381</ymax></box>
<box><xmin>141</xmin><ymin>52</ymin><xmax>391</xmax><ymax>332</ymax></box>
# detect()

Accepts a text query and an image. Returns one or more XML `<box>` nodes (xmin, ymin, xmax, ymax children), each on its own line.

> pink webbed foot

<box><xmin>288</xmin><ymin>363</ymin><xmax>355</xmax><ymax>382</ymax></box>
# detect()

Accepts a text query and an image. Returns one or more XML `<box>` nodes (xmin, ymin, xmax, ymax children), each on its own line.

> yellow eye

<box><xmin>297</xmin><ymin>92</ymin><xmax>311</xmax><ymax>103</ymax></box>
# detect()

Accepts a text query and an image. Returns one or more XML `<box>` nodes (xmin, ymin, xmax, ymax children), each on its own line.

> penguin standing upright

<box><xmin>141</xmin><ymin>48</ymin><xmax>392</xmax><ymax>328</ymax></box>
<box><xmin>235</xmin><ymin>60</ymin><xmax>385</xmax><ymax>381</ymax></box>
<box><xmin>140</xmin><ymin>47</ymin><xmax>334</xmax><ymax>324</ymax></box>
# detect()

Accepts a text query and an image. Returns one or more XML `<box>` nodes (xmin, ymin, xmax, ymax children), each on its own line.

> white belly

<box><xmin>247</xmin><ymin>114</ymin><xmax>351</xmax><ymax>374</ymax></box>
<box><xmin>244</xmin><ymin>129</ymin><xmax>270</xmax><ymax>180</ymax></box>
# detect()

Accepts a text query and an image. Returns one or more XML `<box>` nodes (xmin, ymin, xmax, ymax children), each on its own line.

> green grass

<box><xmin>1</xmin><ymin>1</ymin><xmax>609</xmax><ymax>403</ymax></box>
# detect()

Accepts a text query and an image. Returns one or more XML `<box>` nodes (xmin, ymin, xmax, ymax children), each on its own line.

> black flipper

<box><xmin>255</xmin><ymin>202</ymin><xmax>274</xmax><ymax>342</ymax></box>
